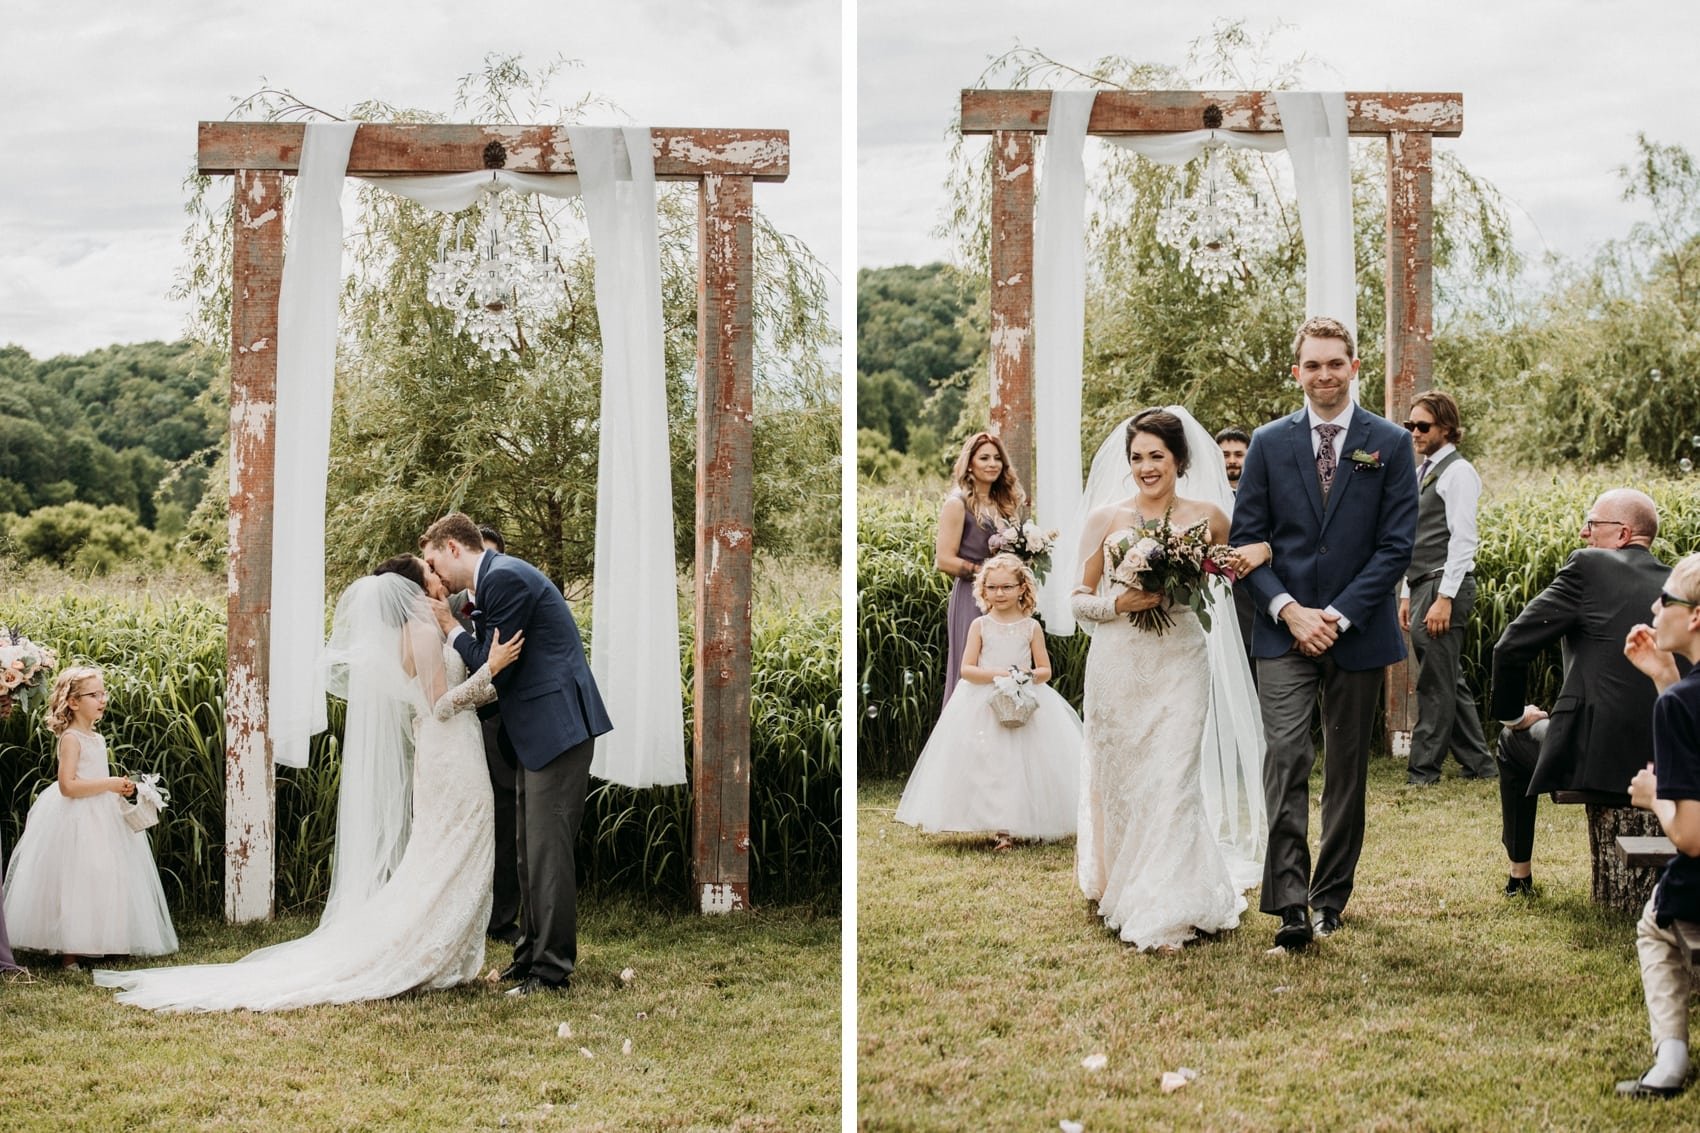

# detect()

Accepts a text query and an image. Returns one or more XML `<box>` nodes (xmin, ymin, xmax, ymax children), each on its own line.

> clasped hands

<box><xmin>1279</xmin><ymin>602</ymin><xmax>1340</xmax><ymax>656</ymax></box>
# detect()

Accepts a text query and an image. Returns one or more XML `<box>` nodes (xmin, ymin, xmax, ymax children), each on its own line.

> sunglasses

<box><xmin>1659</xmin><ymin>590</ymin><xmax>1697</xmax><ymax>611</ymax></box>
<box><xmin>1401</xmin><ymin>420</ymin><xmax>1435</xmax><ymax>434</ymax></box>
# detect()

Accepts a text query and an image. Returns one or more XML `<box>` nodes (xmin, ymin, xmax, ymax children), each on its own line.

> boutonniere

<box><xmin>1348</xmin><ymin>449</ymin><xmax>1382</xmax><ymax>470</ymax></box>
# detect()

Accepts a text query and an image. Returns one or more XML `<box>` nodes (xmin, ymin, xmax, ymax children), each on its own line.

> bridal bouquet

<box><xmin>1103</xmin><ymin>510</ymin><xmax>1235</xmax><ymax>635</ymax></box>
<box><xmin>988</xmin><ymin>517</ymin><xmax>1059</xmax><ymax>582</ymax></box>
<box><xmin>0</xmin><ymin>626</ymin><xmax>57</xmax><ymax>719</ymax></box>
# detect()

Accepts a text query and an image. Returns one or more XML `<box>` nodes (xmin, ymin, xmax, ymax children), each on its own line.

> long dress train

<box><xmin>95</xmin><ymin>640</ymin><xmax>495</xmax><ymax>1012</ymax></box>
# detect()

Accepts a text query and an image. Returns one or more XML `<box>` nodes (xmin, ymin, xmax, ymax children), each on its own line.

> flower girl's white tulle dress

<box><xmin>2</xmin><ymin>730</ymin><xmax>177</xmax><ymax>958</ymax></box>
<box><xmin>895</xmin><ymin>616</ymin><xmax>1082</xmax><ymax>839</ymax></box>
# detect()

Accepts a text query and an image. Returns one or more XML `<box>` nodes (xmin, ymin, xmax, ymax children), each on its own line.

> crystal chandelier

<box><xmin>1154</xmin><ymin>140</ymin><xmax>1277</xmax><ymax>294</ymax></box>
<box><xmin>425</xmin><ymin>185</ymin><xmax>559</xmax><ymax>362</ymax></box>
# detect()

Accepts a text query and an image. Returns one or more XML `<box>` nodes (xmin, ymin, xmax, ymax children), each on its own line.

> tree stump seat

<box><xmin>1613</xmin><ymin>834</ymin><xmax>1700</xmax><ymax>966</ymax></box>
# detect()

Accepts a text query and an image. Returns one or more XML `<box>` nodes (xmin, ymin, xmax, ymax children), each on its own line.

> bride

<box><xmin>1070</xmin><ymin>407</ymin><xmax>1267</xmax><ymax>951</ymax></box>
<box><xmin>95</xmin><ymin>558</ymin><xmax>521</xmax><ymax>1011</ymax></box>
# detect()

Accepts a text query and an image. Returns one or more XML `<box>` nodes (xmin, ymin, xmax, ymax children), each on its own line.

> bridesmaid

<box><xmin>933</xmin><ymin>430</ymin><xmax>1026</xmax><ymax>707</ymax></box>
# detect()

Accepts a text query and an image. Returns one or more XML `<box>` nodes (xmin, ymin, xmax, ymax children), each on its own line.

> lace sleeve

<box><xmin>1071</xmin><ymin>589</ymin><xmax>1120</xmax><ymax>624</ymax></box>
<box><xmin>434</xmin><ymin>663</ymin><xmax>497</xmax><ymax>721</ymax></box>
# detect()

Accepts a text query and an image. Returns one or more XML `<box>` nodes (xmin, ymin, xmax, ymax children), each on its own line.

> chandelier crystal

<box><xmin>1154</xmin><ymin>141</ymin><xmax>1277</xmax><ymax>294</ymax></box>
<box><xmin>425</xmin><ymin>186</ymin><xmax>559</xmax><ymax>362</ymax></box>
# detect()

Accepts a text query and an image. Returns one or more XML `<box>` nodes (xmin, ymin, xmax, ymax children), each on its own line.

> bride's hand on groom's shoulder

<box><xmin>487</xmin><ymin>627</ymin><xmax>525</xmax><ymax>675</ymax></box>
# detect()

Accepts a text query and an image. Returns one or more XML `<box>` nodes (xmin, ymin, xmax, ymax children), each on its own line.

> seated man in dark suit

<box><xmin>1490</xmin><ymin>488</ymin><xmax>1670</xmax><ymax>896</ymax></box>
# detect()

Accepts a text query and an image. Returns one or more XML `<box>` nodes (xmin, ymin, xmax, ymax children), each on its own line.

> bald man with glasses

<box><xmin>1489</xmin><ymin>489</ymin><xmax>1673</xmax><ymax>897</ymax></box>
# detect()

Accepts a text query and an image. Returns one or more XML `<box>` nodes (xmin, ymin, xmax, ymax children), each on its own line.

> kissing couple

<box><xmin>97</xmin><ymin>513</ymin><xmax>613</xmax><ymax>1011</ymax></box>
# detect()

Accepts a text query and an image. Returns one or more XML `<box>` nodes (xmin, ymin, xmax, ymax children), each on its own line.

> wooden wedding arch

<box><xmin>200</xmin><ymin>122</ymin><xmax>784</xmax><ymax>921</ymax></box>
<box><xmin>961</xmin><ymin>89</ymin><xmax>1464</xmax><ymax>745</ymax></box>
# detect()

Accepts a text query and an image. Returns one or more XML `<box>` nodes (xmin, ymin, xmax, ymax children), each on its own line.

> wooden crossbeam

<box><xmin>198</xmin><ymin>123</ymin><xmax>790</xmax><ymax>182</ymax></box>
<box><xmin>959</xmin><ymin>90</ymin><xmax>1463</xmax><ymax>138</ymax></box>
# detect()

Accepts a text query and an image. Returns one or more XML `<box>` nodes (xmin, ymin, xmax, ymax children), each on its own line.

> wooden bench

<box><xmin>1613</xmin><ymin>835</ymin><xmax>1700</xmax><ymax>963</ymax></box>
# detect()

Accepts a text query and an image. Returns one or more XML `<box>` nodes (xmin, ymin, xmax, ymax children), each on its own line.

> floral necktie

<box><xmin>1316</xmin><ymin>423</ymin><xmax>1343</xmax><ymax>497</ymax></box>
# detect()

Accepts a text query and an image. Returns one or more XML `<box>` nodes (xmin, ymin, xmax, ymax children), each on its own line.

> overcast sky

<box><xmin>0</xmin><ymin>0</ymin><xmax>841</xmax><ymax>359</ymax></box>
<box><xmin>858</xmin><ymin>0</ymin><xmax>1700</xmax><ymax>275</ymax></box>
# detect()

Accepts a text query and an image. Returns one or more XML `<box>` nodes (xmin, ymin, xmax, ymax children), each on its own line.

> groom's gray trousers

<box><xmin>512</xmin><ymin>734</ymin><xmax>596</xmax><ymax>984</ymax></box>
<box><xmin>1257</xmin><ymin>650</ymin><xmax>1382</xmax><ymax>915</ymax></box>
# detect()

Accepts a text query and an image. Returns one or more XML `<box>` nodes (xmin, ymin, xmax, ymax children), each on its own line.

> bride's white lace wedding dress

<box><xmin>95</xmin><ymin>634</ymin><xmax>495</xmax><ymax>1012</ymax></box>
<box><xmin>1075</xmin><ymin>528</ymin><xmax>1248</xmax><ymax>952</ymax></box>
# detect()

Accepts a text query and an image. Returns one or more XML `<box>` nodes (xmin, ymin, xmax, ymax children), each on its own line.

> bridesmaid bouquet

<box><xmin>1103</xmin><ymin>510</ymin><xmax>1235</xmax><ymax>635</ymax></box>
<box><xmin>988</xmin><ymin>517</ymin><xmax>1058</xmax><ymax>582</ymax></box>
<box><xmin>0</xmin><ymin>626</ymin><xmax>57</xmax><ymax>719</ymax></box>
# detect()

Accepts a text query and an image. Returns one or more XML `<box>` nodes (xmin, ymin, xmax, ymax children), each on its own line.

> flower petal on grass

<box><xmin>579</xmin><ymin>1047</ymin><xmax>595</xmax><ymax>1059</ymax></box>
<box><xmin>622</xmin><ymin>1038</ymin><xmax>633</xmax><ymax>1055</ymax></box>
<box><xmin>1060</xmin><ymin>1122</ymin><xmax>1085</xmax><ymax>1133</ymax></box>
<box><xmin>1080</xmin><ymin>1053</ymin><xmax>1108</xmax><ymax>1072</ymax></box>
<box><xmin>620</xmin><ymin>967</ymin><xmax>636</xmax><ymax>984</ymax></box>
<box><xmin>556</xmin><ymin>1022</ymin><xmax>573</xmax><ymax>1039</ymax></box>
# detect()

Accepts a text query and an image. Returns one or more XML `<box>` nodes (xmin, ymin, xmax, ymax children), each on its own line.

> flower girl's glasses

<box><xmin>986</xmin><ymin>584</ymin><xmax>1021</xmax><ymax>593</ymax></box>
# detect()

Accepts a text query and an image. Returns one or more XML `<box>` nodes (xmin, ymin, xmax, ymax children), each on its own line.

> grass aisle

<box><xmin>4</xmin><ymin>898</ymin><xmax>839</xmax><ymax>1131</ymax></box>
<box><xmin>858</xmin><ymin>759</ymin><xmax>1698</xmax><ymax>1131</ymax></box>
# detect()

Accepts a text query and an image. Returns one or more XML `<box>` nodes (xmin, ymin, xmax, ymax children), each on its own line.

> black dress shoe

<box><xmin>504</xmin><ymin>975</ymin><xmax>568</xmax><ymax>998</ymax></box>
<box><xmin>498</xmin><ymin>962</ymin><xmax>530</xmax><ymax>982</ymax></box>
<box><xmin>1504</xmin><ymin>874</ymin><xmax>1534</xmax><ymax>897</ymax></box>
<box><xmin>1273</xmin><ymin>905</ymin><xmax>1312</xmax><ymax>950</ymax></box>
<box><xmin>1616</xmin><ymin>1075</ymin><xmax>1685</xmax><ymax>1098</ymax></box>
<box><xmin>1311</xmin><ymin>907</ymin><xmax>1342</xmax><ymax>937</ymax></box>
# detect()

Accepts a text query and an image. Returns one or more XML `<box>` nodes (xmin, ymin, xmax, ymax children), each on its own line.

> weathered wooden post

<box><xmin>694</xmin><ymin>172</ymin><xmax>755</xmax><ymax>913</ymax></box>
<box><xmin>988</xmin><ymin>130</ymin><xmax>1037</xmax><ymax>493</ymax></box>
<box><xmin>224</xmin><ymin>168</ymin><xmax>284</xmax><ymax>923</ymax></box>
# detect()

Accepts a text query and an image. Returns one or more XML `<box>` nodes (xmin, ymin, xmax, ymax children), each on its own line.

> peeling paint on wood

<box><xmin>960</xmin><ymin>90</ymin><xmax>1464</xmax><ymax>138</ymax></box>
<box><xmin>199</xmin><ymin>123</ymin><xmax>791</xmax><ymax>183</ymax></box>
<box><xmin>989</xmin><ymin>130</ymin><xmax>1036</xmax><ymax>493</ymax></box>
<box><xmin>699</xmin><ymin>882</ymin><xmax>749</xmax><ymax>915</ymax></box>
<box><xmin>694</xmin><ymin>174</ymin><xmax>754</xmax><ymax>911</ymax></box>
<box><xmin>224</xmin><ymin>169</ymin><xmax>282</xmax><ymax>925</ymax></box>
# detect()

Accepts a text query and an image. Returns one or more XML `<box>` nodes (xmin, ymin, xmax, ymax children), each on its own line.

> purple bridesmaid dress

<box><xmin>941</xmin><ymin>498</ymin><xmax>997</xmax><ymax>707</ymax></box>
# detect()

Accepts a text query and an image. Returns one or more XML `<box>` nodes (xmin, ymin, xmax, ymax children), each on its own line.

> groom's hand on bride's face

<box><xmin>428</xmin><ymin>597</ymin><xmax>457</xmax><ymax>634</ymax></box>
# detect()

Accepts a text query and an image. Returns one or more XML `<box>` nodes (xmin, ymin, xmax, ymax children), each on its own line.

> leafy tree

<box><xmin>856</xmin><ymin>263</ymin><xmax>984</xmax><ymax>456</ymax></box>
<box><xmin>175</xmin><ymin>55</ymin><xmax>838</xmax><ymax>595</ymax></box>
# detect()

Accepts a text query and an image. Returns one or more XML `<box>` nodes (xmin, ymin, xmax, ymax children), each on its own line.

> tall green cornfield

<box><xmin>0</xmin><ymin>592</ymin><xmax>839</xmax><ymax>914</ymax></box>
<box><xmin>860</xmin><ymin>473</ymin><xmax>1700</xmax><ymax>778</ymax></box>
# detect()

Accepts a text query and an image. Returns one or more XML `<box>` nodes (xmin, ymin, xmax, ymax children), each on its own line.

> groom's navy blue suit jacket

<box><xmin>453</xmin><ymin>552</ymin><xmax>613</xmax><ymax>771</ymax></box>
<box><xmin>1229</xmin><ymin>404</ymin><xmax>1418</xmax><ymax>671</ymax></box>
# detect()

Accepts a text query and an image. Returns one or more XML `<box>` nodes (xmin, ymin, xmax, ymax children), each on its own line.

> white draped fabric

<box><xmin>265</xmin><ymin>122</ymin><xmax>684</xmax><ymax>789</ymax></box>
<box><xmin>1032</xmin><ymin>91</ymin><xmax>1093</xmax><ymax>634</ymax></box>
<box><xmin>1103</xmin><ymin>128</ymin><xmax>1286</xmax><ymax>164</ymax></box>
<box><xmin>270</xmin><ymin>122</ymin><xmax>358</xmax><ymax>769</ymax></box>
<box><xmin>1273</xmin><ymin>92</ymin><xmax>1357</xmax><ymax>349</ymax></box>
<box><xmin>566</xmin><ymin>125</ymin><xmax>686</xmax><ymax>789</ymax></box>
<box><xmin>360</xmin><ymin>170</ymin><xmax>582</xmax><ymax>210</ymax></box>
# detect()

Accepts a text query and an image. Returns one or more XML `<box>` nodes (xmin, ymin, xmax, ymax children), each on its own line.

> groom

<box><xmin>1230</xmin><ymin>316</ymin><xmax>1418</xmax><ymax>949</ymax></box>
<box><xmin>423</xmin><ymin>513</ymin><xmax>613</xmax><ymax>995</ymax></box>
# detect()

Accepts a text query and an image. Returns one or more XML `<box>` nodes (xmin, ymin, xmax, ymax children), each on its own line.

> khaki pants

<box><xmin>1637</xmin><ymin>894</ymin><xmax>1693</xmax><ymax>1048</ymax></box>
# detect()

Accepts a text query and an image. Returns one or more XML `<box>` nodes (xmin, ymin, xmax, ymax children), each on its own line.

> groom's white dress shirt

<box><xmin>446</xmin><ymin>549</ymin><xmax>491</xmax><ymax>646</ymax></box>
<box><xmin>1266</xmin><ymin>400</ymin><xmax>1355</xmax><ymax>632</ymax></box>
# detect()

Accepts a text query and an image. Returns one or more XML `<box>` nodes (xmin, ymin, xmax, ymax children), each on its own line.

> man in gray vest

<box><xmin>1399</xmin><ymin>391</ymin><xmax>1496</xmax><ymax>785</ymax></box>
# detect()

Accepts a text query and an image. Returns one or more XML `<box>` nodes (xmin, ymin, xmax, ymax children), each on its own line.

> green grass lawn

<box><xmin>858</xmin><ymin>759</ymin><xmax>1697</xmax><ymax>1132</ymax></box>
<box><xmin>3</xmin><ymin>897</ymin><xmax>839</xmax><ymax>1131</ymax></box>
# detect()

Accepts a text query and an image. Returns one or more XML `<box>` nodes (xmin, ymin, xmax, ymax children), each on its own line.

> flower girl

<box><xmin>2</xmin><ymin>666</ymin><xmax>176</xmax><ymax>967</ymax></box>
<box><xmin>896</xmin><ymin>553</ymin><xmax>1082</xmax><ymax>845</ymax></box>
